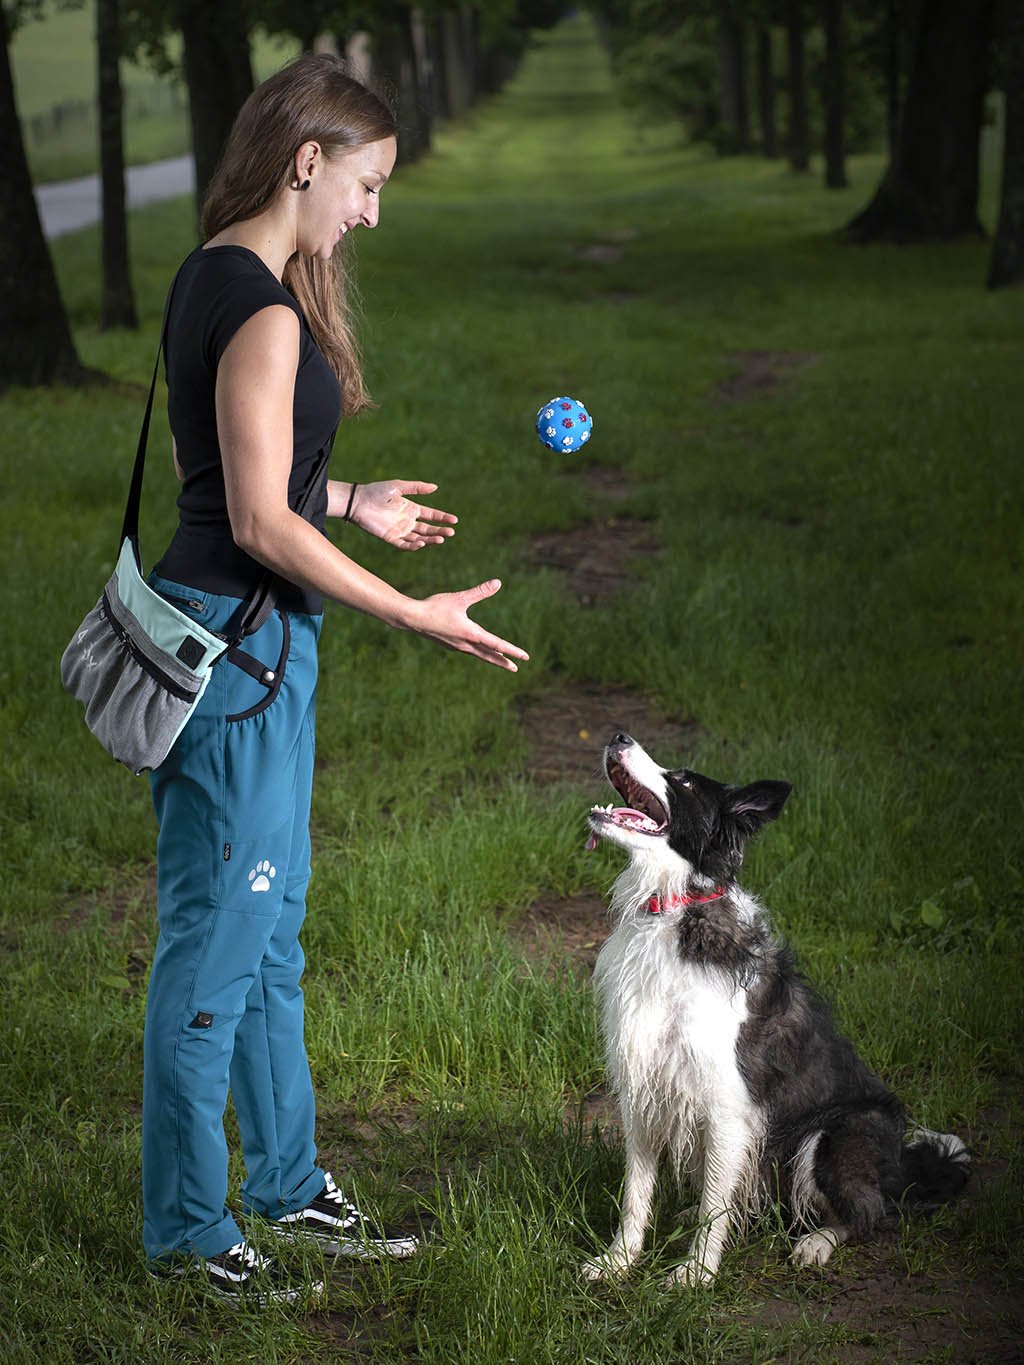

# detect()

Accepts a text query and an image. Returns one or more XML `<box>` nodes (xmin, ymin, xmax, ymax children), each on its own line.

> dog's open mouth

<box><xmin>586</xmin><ymin>755</ymin><xmax>669</xmax><ymax>849</ymax></box>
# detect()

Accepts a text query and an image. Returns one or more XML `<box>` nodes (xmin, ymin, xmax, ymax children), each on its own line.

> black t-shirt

<box><xmin>153</xmin><ymin>244</ymin><xmax>342</xmax><ymax>614</ymax></box>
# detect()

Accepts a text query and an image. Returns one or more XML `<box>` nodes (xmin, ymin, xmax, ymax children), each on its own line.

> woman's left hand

<box><xmin>334</xmin><ymin>480</ymin><xmax>458</xmax><ymax>551</ymax></box>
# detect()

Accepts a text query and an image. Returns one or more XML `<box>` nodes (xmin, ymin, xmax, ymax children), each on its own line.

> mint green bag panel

<box><xmin>60</xmin><ymin>538</ymin><xmax>228</xmax><ymax>775</ymax></box>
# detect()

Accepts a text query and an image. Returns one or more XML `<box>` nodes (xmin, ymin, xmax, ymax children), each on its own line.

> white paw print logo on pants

<box><xmin>248</xmin><ymin>860</ymin><xmax>276</xmax><ymax>893</ymax></box>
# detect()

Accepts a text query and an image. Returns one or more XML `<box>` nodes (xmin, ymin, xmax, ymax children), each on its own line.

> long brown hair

<box><xmin>201</xmin><ymin>54</ymin><xmax>397</xmax><ymax>416</ymax></box>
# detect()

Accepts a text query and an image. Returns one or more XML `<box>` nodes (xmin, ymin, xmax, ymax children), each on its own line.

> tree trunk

<box><xmin>375</xmin><ymin>8</ymin><xmax>426</xmax><ymax>166</ymax></box>
<box><xmin>0</xmin><ymin>3</ymin><xmax>84</xmax><ymax>390</ymax></box>
<box><xmin>440</xmin><ymin>8</ymin><xmax>469</xmax><ymax>118</ymax></box>
<box><xmin>718</xmin><ymin>17</ymin><xmax>750</xmax><ymax>152</ymax></box>
<box><xmin>884</xmin><ymin>0</ymin><xmax>902</xmax><ymax>162</ymax></box>
<box><xmin>97</xmin><ymin>0</ymin><xmax>137</xmax><ymax>330</ymax></box>
<box><xmin>846</xmin><ymin>0</ymin><xmax>994</xmax><ymax>242</ymax></box>
<box><xmin>410</xmin><ymin>7</ymin><xmax>435</xmax><ymax>148</ymax></box>
<box><xmin>756</xmin><ymin>27</ymin><xmax>778</xmax><ymax>158</ymax></box>
<box><xmin>431</xmin><ymin>14</ymin><xmax>450</xmax><ymax>119</ymax></box>
<box><xmin>988</xmin><ymin>0</ymin><xmax>1024</xmax><ymax>287</ymax></box>
<box><xmin>345</xmin><ymin>30</ymin><xmax>373</xmax><ymax>86</ymax></box>
<box><xmin>460</xmin><ymin>4</ymin><xmax>478</xmax><ymax>109</ymax></box>
<box><xmin>821</xmin><ymin>0</ymin><xmax>847</xmax><ymax>188</ymax></box>
<box><xmin>785</xmin><ymin>5</ymin><xmax>811</xmax><ymax>172</ymax></box>
<box><xmin>178</xmin><ymin>0</ymin><xmax>253</xmax><ymax>220</ymax></box>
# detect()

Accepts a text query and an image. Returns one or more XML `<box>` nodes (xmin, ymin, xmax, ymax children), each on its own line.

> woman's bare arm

<box><xmin>215</xmin><ymin>307</ymin><xmax>528</xmax><ymax>670</ymax></box>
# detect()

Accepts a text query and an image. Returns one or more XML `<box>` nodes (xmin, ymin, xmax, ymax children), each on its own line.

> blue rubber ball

<box><xmin>536</xmin><ymin>396</ymin><xmax>593</xmax><ymax>453</ymax></box>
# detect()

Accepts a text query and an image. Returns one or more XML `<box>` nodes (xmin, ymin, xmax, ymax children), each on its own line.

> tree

<box><xmin>373</xmin><ymin>5</ymin><xmax>432</xmax><ymax>165</ymax></box>
<box><xmin>177</xmin><ymin>0</ymin><xmax>254</xmax><ymax>216</ymax></box>
<box><xmin>988</xmin><ymin>0</ymin><xmax>1024</xmax><ymax>288</ymax></box>
<box><xmin>98</xmin><ymin>0</ymin><xmax>138</xmax><ymax>329</ymax></box>
<box><xmin>717</xmin><ymin>11</ymin><xmax>751</xmax><ymax>151</ymax></box>
<box><xmin>821</xmin><ymin>0</ymin><xmax>847</xmax><ymax>187</ymax></box>
<box><xmin>0</xmin><ymin>0</ymin><xmax>85</xmax><ymax>389</ymax></box>
<box><xmin>784</xmin><ymin>1</ymin><xmax>810</xmax><ymax>171</ymax></box>
<box><xmin>845</xmin><ymin>0</ymin><xmax>994</xmax><ymax>242</ymax></box>
<box><xmin>755</xmin><ymin>24</ymin><xmax>778</xmax><ymax>157</ymax></box>
<box><xmin>880</xmin><ymin>0</ymin><xmax>905</xmax><ymax>160</ymax></box>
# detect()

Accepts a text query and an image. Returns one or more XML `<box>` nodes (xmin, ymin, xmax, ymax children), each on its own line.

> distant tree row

<box><xmin>0</xmin><ymin>0</ymin><xmax>562</xmax><ymax>390</ymax></box>
<box><xmin>0</xmin><ymin>0</ymin><xmax>1020</xmax><ymax>393</ymax></box>
<box><xmin>593</xmin><ymin>0</ymin><xmax>1021</xmax><ymax>280</ymax></box>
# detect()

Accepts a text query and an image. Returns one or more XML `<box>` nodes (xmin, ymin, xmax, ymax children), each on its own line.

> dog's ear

<box><xmin>725</xmin><ymin>781</ymin><xmax>791</xmax><ymax>834</ymax></box>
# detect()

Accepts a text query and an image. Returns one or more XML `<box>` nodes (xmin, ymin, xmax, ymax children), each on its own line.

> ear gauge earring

<box><xmin>292</xmin><ymin>178</ymin><xmax>310</xmax><ymax>191</ymax></box>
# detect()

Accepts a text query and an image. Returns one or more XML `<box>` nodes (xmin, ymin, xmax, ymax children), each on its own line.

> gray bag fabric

<box><xmin>60</xmin><ymin>538</ymin><xmax>228</xmax><ymax>775</ymax></box>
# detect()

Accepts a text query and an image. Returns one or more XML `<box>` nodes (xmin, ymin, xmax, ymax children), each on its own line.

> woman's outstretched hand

<box><xmin>342</xmin><ymin>480</ymin><xmax>458</xmax><ymax>551</ymax></box>
<box><xmin>411</xmin><ymin>578</ymin><xmax>529</xmax><ymax>671</ymax></box>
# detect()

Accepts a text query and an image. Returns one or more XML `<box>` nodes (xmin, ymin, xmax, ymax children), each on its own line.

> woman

<box><xmin>143</xmin><ymin>53</ymin><xmax>528</xmax><ymax>1303</ymax></box>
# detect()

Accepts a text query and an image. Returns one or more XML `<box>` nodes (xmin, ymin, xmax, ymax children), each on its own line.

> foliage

<box><xmin>594</xmin><ymin>0</ymin><xmax>922</xmax><ymax>157</ymax></box>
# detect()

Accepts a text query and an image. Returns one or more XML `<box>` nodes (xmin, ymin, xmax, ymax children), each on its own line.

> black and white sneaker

<box><xmin>270</xmin><ymin>1172</ymin><xmax>420</xmax><ymax>1260</ymax></box>
<box><xmin>150</xmin><ymin>1240</ymin><xmax>324</xmax><ymax>1306</ymax></box>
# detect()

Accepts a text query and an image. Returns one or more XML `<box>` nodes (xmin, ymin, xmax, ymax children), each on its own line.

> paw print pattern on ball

<box><xmin>248</xmin><ymin>860</ymin><xmax>276</xmax><ymax>893</ymax></box>
<box><xmin>535</xmin><ymin>395</ymin><xmax>592</xmax><ymax>453</ymax></box>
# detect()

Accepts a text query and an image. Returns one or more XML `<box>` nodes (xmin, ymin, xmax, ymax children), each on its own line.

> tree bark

<box><xmin>988</xmin><ymin>0</ymin><xmax>1024</xmax><ymax>287</ymax></box>
<box><xmin>718</xmin><ymin>16</ymin><xmax>750</xmax><ymax>152</ymax></box>
<box><xmin>785</xmin><ymin>5</ymin><xmax>810</xmax><ymax>172</ymax></box>
<box><xmin>756</xmin><ymin>27</ymin><xmax>778</xmax><ymax>158</ymax></box>
<box><xmin>178</xmin><ymin>0</ymin><xmax>253</xmax><ymax>220</ymax></box>
<box><xmin>0</xmin><ymin>3</ymin><xmax>84</xmax><ymax>390</ymax></box>
<box><xmin>375</xmin><ymin>7</ymin><xmax>427</xmax><ymax>166</ymax></box>
<box><xmin>821</xmin><ymin>0</ymin><xmax>847</xmax><ymax>188</ymax></box>
<box><xmin>97</xmin><ymin>0</ymin><xmax>137</xmax><ymax>330</ymax></box>
<box><xmin>846</xmin><ymin>0</ymin><xmax>994</xmax><ymax>242</ymax></box>
<box><xmin>409</xmin><ymin>7</ymin><xmax>435</xmax><ymax>147</ymax></box>
<box><xmin>440</xmin><ymin>7</ymin><xmax>471</xmax><ymax>118</ymax></box>
<box><xmin>459</xmin><ymin>4</ymin><xmax>478</xmax><ymax>109</ymax></box>
<box><xmin>431</xmin><ymin>14</ymin><xmax>450</xmax><ymax>119</ymax></box>
<box><xmin>884</xmin><ymin>0</ymin><xmax>902</xmax><ymax>162</ymax></box>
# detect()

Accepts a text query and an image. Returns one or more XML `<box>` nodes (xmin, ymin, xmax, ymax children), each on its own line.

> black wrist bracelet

<box><xmin>343</xmin><ymin>482</ymin><xmax>359</xmax><ymax>522</ymax></box>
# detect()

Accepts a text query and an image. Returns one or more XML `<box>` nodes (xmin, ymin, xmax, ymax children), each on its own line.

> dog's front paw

<box><xmin>665</xmin><ymin>1256</ymin><xmax>715</xmax><ymax>1288</ymax></box>
<box><xmin>581</xmin><ymin>1252</ymin><xmax>630</xmax><ymax>1282</ymax></box>
<box><xmin>791</xmin><ymin>1229</ymin><xmax>840</xmax><ymax>1268</ymax></box>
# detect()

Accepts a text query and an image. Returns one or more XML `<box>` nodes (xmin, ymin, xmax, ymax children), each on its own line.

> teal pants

<box><xmin>142</xmin><ymin>575</ymin><xmax>326</xmax><ymax>1262</ymax></box>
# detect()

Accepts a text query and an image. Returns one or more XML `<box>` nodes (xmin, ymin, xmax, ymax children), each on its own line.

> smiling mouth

<box><xmin>586</xmin><ymin>756</ymin><xmax>669</xmax><ymax>849</ymax></box>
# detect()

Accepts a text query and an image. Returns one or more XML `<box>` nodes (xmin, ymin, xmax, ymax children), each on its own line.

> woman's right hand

<box><xmin>410</xmin><ymin>578</ymin><xmax>529</xmax><ymax>671</ymax></box>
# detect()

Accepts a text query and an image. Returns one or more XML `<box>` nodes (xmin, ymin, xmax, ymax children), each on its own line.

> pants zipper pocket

<box><xmin>160</xmin><ymin>592</ymin><xmax>206</xmax><ymax>614</ymax></box>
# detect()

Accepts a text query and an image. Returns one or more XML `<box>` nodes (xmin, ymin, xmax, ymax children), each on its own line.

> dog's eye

<box><xmin>677</xmin><ymin>774</ymin><xmax>695</xmax><ymax>790</ymax></box>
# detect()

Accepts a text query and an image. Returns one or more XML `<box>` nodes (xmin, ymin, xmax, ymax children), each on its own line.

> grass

<box><xmin>2</xmin><ymin>11</ymin><xmax>1023</xmax><ymax>1361</ymax></box>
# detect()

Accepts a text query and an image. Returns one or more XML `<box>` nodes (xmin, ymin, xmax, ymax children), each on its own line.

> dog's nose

<box><xmin>611</xmin><ymin>732</ymin><xmax>633</xmax><ymax>746</ymax></box>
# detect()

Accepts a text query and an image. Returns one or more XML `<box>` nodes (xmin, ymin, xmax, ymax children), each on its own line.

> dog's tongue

<box><xmin>585</xmin><ymin>831</ymin><xmax>599</xmax><ymax>851</ymax></box>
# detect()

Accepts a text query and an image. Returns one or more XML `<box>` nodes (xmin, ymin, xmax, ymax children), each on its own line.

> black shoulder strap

<box><xmin>119</xmin><ymin>270</ymin><xmax>179</xmax><ymax>556</ymax></box>
<box><xmin>121</xmin><ymin>260</ymin><xmax>334</xmax><ymax>642</ymax></box>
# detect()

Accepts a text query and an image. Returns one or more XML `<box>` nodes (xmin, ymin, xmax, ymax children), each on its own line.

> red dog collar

<box><xmin>646</xmin><ymin>887</ymin><xmax>726</xmax><ymax>915</ymax></box>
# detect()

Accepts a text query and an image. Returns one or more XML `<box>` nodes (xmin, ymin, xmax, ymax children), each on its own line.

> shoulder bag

<box><xmin>60</xmin><ymin>278</ymin><xmax>330</xmax><ymax>775</ymax></box>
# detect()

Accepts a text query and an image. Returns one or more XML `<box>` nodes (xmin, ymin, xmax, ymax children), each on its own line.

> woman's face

<box><xmin>299</xmin><ymin>136</ymin><xmax>398</xmax><ymax>261</ymax></box>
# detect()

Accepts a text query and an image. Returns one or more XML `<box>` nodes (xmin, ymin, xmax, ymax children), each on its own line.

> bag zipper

<box><xmin>101</xmin><ymin>590</ymin><xmax>200</xmax><ymax>700</ymax></box>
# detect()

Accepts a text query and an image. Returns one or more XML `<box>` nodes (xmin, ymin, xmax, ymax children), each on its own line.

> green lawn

<box><xmin>2</xmin><ymin>12</ymin><xmax>1022</xmax><ymax>1361</ymax></box>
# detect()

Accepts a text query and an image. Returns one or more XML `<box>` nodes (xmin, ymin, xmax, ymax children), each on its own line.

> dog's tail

<box><xmin>900</xmin><ymin>1128</ymin><xmax>970</xmax><ymax>1208</ymax></box>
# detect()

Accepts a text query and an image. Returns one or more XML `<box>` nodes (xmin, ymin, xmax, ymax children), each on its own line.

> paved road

<box><xmin>36</xmin><ymin>154</ymin><xmax>194</xmax><ymax>238</ymax></box>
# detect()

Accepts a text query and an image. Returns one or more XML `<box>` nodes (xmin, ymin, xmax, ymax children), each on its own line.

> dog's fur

<box><xmin>583</xmin><ymin>734</ymin><xmax>969</xmax><ymax>1286</ymax></box>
